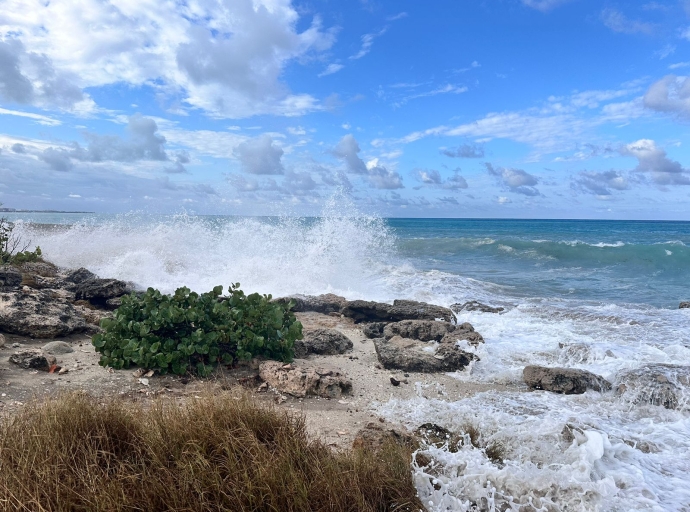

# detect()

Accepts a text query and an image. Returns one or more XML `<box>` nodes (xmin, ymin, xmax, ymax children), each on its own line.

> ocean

<box><xmin>6</xmin><ymin>208</ymin><xmax>690</xmax><ymax>511</ymax></box>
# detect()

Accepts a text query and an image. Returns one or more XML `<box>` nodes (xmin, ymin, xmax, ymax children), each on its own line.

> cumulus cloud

<box><xmin>572</xmin><ymin>170</ymin><xmax>629</xmax><ymax>197</ymax></box>
<box><xmin>521</xmin><ymin>0</ymin><xmax>572</xmax><ymax>12</ymax></box>
<box><xmin>233</xmin><ymin>134</ymin><xmax>284</xmax><ymax>175</ymax></box>
<box><xmin>0</xmin><ymin>37</ymin><xmax>84</xmax><ymax>109</ymax></box>
<box><xmin>332</xmin><ymin>135</ymin><xmax>403</xmax><ymax>189</ymax></box>
<box><xmin>40</xmin><ymin>147</ymin><xmax>73</xmax><ymax>172</ymax></box>
<box><xmin>441</xmin><ymin>143</ymin><xmax>485</xmax><ymax>158</ymax></box>
<box><xmin>621</xmin><ymin>139</ymin><xmax>690</xmax><ymax>185</ymax></box>
<box><xmin>643</xmin><ymin>75</ymin><xmax>690</xmax><ymax>116</ymax></box>
<box><xmin>486</xmin><ymin>163</ymin><xmax>541</xmax><ymax>196</ymax></box>
<box><xmin>601</xmin><ymin>8</ymin><xmax>656</xmax><ymax>35</ymax></box>
<box><xmin>413</xmin><ymin>168</ymin><xmax>468</xmax><ymax>190</ymax></box>
<box><xmin>10</xmin><ymin>143</ymin><xmax>26</xmax><ymax>154</ymax></box>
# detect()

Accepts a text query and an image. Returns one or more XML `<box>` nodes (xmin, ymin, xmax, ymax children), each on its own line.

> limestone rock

<box><xmin>74</xmin><ymin>278</ymin><xmax>130</xmax><ymax>304</ymax></box>
<box><xmin>42</xmin><ymin>341</ymin><xmax>74</xmax><ymax>355</ymax></box>
<box><xmin>273</xmin><ymin>294</ymin><xmax>347</xmax><ymax>315</ymax></box>
<box><xmin>352</xmin><ymin>422</ymin><xmax>418</xmax><ymax>451</ymax></box>
<box><xmin>450</xmin><ymin>301</ymin><xmax>505</xmax><ymax>314</ymax></box>
<box><xmin>0</xmin><ymin>290</ymin><xmax>86</xmax><ymax>338</ymax></box>
<box><xmin>19</xmin><ymin>261</ymin><xmax>58</xmax><ymax>278</ymax></box>
<box><xmin>0</xmin><ymin>266</ymin><xmax>22</xmax><ymax>291</ymax></box>
<box><xmin>342</xmin><ymin>299</ymin><xmax>455</xmax><ymax>324</ymax></box>
<box><xmin>0</xmin><ymin>333</ymin><xmax>5</xmax><ymax>348</ymax></box>
<box><xmin>439</xmin><ymin>328</ymin><xmax>485</xmax><ymax>347</ymax></box>
<box><xmin>680</xmin><ymin>302</ymin><xmax>690</xmax><ymax>309</ymax></box>
<box><xmin>616</xmin><ymin>364</ymin><xmax>690</xmax><ymax>410</ymax></box>
<box><xmin>258</xmin><ymin>361</ymin><xmax>352</xmax><ymax>398</ymax></box>
<box><xmin>383</xmin><ymin>319</ymin><xmax>458</xmax><ymax>342</ymax></box>
<box><xmin>9</xmin><ymin>349</ymin><xmax>56</xmax><ymax>370</ymax></box>
<box><xmin>362</xmin><ymin>322</ymin><xmax>386</xmax><ymax>339</ymax></box>
<box><xmin>373</xmin><ymin>336</ymin><xmax>476</xmax><ymax>373</ymax></box>
<box><xmin>64</xmin><ymin>267</ymin><xmax>97</xmax><ymax>285</ymax></box>
<box><xmin>294</xmin><ymin>328</ymin><xmax>353</xmax><ymax>358</ymax></box>
<box><xmin>415</xmin><ymin>423</ymin><xmax>462</xmax><ymax>452</ymax></box>
<box><xmin>523</xmin><ymin>365</ymin><xmax>611</xmax><ymax>394</ymax></box>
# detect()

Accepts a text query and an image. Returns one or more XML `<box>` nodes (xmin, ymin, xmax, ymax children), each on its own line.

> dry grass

<box><xmin>0</xmin><ymin>393</ymin><xmax>423</xmax><ymax>512</ymax></box>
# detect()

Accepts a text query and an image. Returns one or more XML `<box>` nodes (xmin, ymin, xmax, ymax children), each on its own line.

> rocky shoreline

<box><xmin>1</xmin><ymin>261</ymin><xmax>690</xmax><ymax>450</ymax></box>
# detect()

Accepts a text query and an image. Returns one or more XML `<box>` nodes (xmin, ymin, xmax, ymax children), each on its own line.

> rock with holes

<box><xmin>259</xmin><ymin>361</ymin><xmax>352</xmax><ymax>398</ymax></box>
<box><xmin>383</xmin><ymin>320</ymin><xmax>458</xmax><ymax>342</ymax></box>
<box><xmin>294</xmin><ymin>328</ymin><xmax>353</xmax><ymax>358</ymax></box>
<box><xmin>680</xmin><ymin>302</ymin><xmax>690</xmax><ymax>309</ymax></box>
<box><xmin>352</xmin><ymin>422</ymin><xmax>418</xmax><ymax>451</ymax></box>
<box><xmin>9</xmin><ymin>349</ymin><xmax>56</xmax><ymax>370</ymax></box>
<box><xmin>273</xmin><ymin>294</ymin><xmax>347</xmax><ymax>315</ymax></box>
<box><xmin>616</xmin><ymin>364</ymin><xmax>690</xmax><ymax>410</ymax></box>
<box><xmin>342</xmin><ymin>299</ymin><xmax>455</xmax><ymax>324</ymax></box>
<box><xmin>523</xmin><ymin>365</ymin><xmax>611</xmax><ymax>395</ymax></box>
<box><xmin>19</xmin><ymin>261</ymin><xmax>58</xmax><ymax>278</ymax></box>
<box><xmin>74</xmin><ymin>278</ymin><xmax>130</xmax><ymax>304</ymax></box>
<box><xmin>0</xmin><ymin>290</ymin><xmax>86</xmax><ymax>338</ymax></box>
<box><xmin>373</xmin><ymin>336</ymin><xmax>476</xmax><ymax>373</ymax></box>
<box><xmin>0</xmin><ymin>266</ymin><xmax>22</xmax><ymax>291</ymax></box>
<box><xmin>450</xmin><ymin>301</ymin><xmax>505</xmax><ymax>314</ymax></box>
<box><xmin>362</xmin><ymin>322</ymin><xmax>387</xmax><ymax>339</ymax></box>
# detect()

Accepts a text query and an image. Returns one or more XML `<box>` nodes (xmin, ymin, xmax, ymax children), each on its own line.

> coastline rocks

<box><xmin>273</xmin><ymin>294</ymin><xmax>347</xmax><ymax>315</ymax></box>
<box><xmin>41</xmin><ymin>341</ymin><xmax>74</xmax><ymax>355</ymax></box>
<box><xmin>383</xmin><ymin>319</ymin><xmax>458</xmax><ymax>342</ymax></box>
<box><xmin>523</xmin><ymin>365</ymin><xmax>612</xmax><ymax>394</ymax></box>
<box><xmin>294</xmin><ymin>328</ymin><xmax>353</xmax><ymax>358</ymax></box>
<box><xmin>451</xmin><ymin>301</ymin><xmax>505</xmax><ymax>314</ymax></box>
<box><xmin>0</xmin><ymin>266</ymin><xmax>22</xmax><ymax>291</ymax></box>
<box><xmin>74</xmin><ymin>278</ymin><xmax>130</xmax><ymax>304</ymax></box>
<box><xmin>616</xmin><ymin>364</ymin><xmax>690</xmax><ymax>410</ymax></box>
<box><xmin>258</xmin><ymin>361</ymin><xmax>352</xmax><ymax>398</ymax></box>
<box><xmin>352</xmin><ymin>422</ymin><xmax>418</xmax><ymax>451</ymax></box>
<box><xmin>363</xmin><ymin>322</ymin><xmax>387</xmax><ymax>339</ymax></box>
<box><xmin>9</xmin><ymin>349</ymin><xmax>57</xmax><ymax>370</ymax></box>
<box><xmin>64</xmin><ymin>267</ymin><xmax>97</xmax><ymax>286</ymax></box>
<box><xmin>342</xmin><ymin>299</ymin><xmax>455</xmax><ymax>324</ymax></box>
<box><xmin>373</xmin><ymin>336</ymin><xmax>476</xmax><ymax>373</ymax></box>
<box><xmin>0</xmin><ymin>290</ymin><xmax>87</xmax><ymax>338</ymax></box>
<box><xmin>19</xmin><ymin>261</ymin><xmax>58</xmax><ymax>278</ymax></box>
<box><xmin>680</xmin><ymin>302</ymin><xmax>690</xmax><ymax>309</ymax></box>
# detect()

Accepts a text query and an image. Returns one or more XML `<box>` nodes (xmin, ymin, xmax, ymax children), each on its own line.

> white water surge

<box><xmin>12</xmin><ymin>207</ymin><xmax>690</xmax><ymax>511</ymax></box>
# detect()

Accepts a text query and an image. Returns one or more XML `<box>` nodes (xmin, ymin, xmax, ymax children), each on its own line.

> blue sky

<box><xmin>1</xmin><ymin>0</ymin><xmax>690</xmax><ymax>218</ymax></box>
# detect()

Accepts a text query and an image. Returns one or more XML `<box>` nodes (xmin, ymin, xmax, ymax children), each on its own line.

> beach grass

<box><xmin>0</xmin><ymin>392</ymin><xmax>422</xmax><ymax>511</ymax></box>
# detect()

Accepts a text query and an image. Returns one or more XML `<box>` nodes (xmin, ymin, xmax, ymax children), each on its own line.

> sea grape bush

<box><xmin>0</xmin><ymin>217</ymin><xmax>42</xmax><ymax>265</ymax></box>
<box><xmin>92</xmin><ymin>284</ymin><xmax>302</xmax><ymax>376</ymax></box>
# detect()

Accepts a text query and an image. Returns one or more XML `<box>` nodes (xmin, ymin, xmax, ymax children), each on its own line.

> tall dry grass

<box><xmin>0</xmin><ymin>393</ymin><xmax>423</xmax><ymax>511</ymax></box>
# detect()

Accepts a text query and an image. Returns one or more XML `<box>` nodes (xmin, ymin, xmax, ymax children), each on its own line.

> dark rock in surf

<box><xmin>382</xmin><ymin>319</ymin><xmax>483</xmax><ymax>345</ymax></box>
<box><xmin>342</xmin><ymin>299</ymin><xmax>455</xmax><ymax>324</ymax></box>
<box><xmin>74</xmin><ymin>278</ymin><xmax>131</xmax><ymax>305</ymax></box>
<box><xmin>680</xmin><ymin>302</ymin><xmax>690</xmax><ymax>309</ymax></box>
<box><xmin>362</xmin><ymin>322</ymin><xmax>387</xmax><ymax>339</ymax></box>
<box><xmin>616</xmin><ymin>364</ymin><xmax>690</xmax><ymax>410</ymax></box>
<box><xmin>64</xmin><ymin>267</ymin><xmax>97</xmax><ymax>285</ymax></box>
<box><xmin>451</xmin><ymin>301</ymin><xmax>505</xmax><ymax>314</ymax></box>
<box><xmin>373</xmin><ymin>336</ymin><xmax>475</xmax><ymax>373</ymax></box>
<box><xmin>523</xmin><ymin>365</ymin><xmax>611</xmax><ymax>395</ymax></box>
<box><xmin>273</xmin><ymin>294</ymin><xmax>348</xmax><ymax>315</ymax></box>
<box><xmin>0</xmin><ymin>266</ymin><xmax>22</xmax><ymax>291</ymax></box>
<box><xmin>294</xmin><ymin>328</ymin><xmax>353</xmax><ymax>358</ymax></box>
<box><xmin>352</xmin><ymin>422</ymin><xmax>418</xmax><ymax>452</ymax></box>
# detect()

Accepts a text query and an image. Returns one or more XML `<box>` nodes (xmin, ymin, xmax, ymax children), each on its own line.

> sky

<box><xmin>1</xmin><ymin>0</ymin><xmax>690</xmax><ymax>219</ymax></box>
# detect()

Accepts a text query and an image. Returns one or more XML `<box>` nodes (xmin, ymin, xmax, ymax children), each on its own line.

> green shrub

<box><xmin>92</xmin><ymin>284</ymin><xmax>302</xmax><ymax>376</ymax></box>
<box><xmin>0</xmin><ymin>217</ymin><xmax>42</xmax><ymax>265</ymax></box>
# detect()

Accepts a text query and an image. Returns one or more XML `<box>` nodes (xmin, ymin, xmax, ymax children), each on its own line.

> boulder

<box><xmin>294</xmin><ymin>328</ymin><xmax>353</xmax><ymax>358</ymax></box>
<box><xmin>616</xmin><ymin>364</ymin><xmax>690</xmax><ymax>410</ymax></box>
<box><xmin>523</xmin><ymin>365</ymin><xmax>611</xmax><ymax>394</ymax></box>
<box><xmin>373</xmin><ymin>336</ymin><xmax>476</xmax><ymax>373</ymax></box>
<box><xmin>258</xmin><ymin>361</ymin><xmax>352</xmax><ymax>398</ymax></box>
<box><xmin>9</xmin><ymin>349</ymin><xmax>56</xmax><ymax>370</ymax></box>
<box><xmin>0</xmin><ymin>290</ymin><xmax>87</xmax><ymax>338</ymax></box>
<box><xmin>352</xmin><ymin>422</ymin><xmax>418</xmax><ymax>451</ymax></box>
<box><xmin>342</xmin><ymin>299</ymin><xmax>455</xmax><ymax>324</ymax></box>
<box><xmin>19</xmin><ymin>261</ymin><xmax>58</xmax><ymax>278</ymax></box>
<box><xmin>273</xmin><ymin>294</ymin><xmax>347</xmax><ymax>315</ymax></box>
<box><xmin>362</xmin><ymin>322</ymin><xmax>387</xmax><ymax>339</ymax></box>
<box><xmin>383</xmin><ymin>319</ymin><xmax>458</xmax><ymax>342</ymax></box>
<box><xmin>41</xmin><ymin>341</ymin><xmax>74</xmax><ymax>355</ymax></box>
<box><xmin>439</xmin><ymin>328</ymin><xmax>485</xmax><ymax>347</ymax></box>
<box><xmin>0</xmin><ymin>266</ymin><xmax>22</xmax><ymax>291</ymax></box>
<box><xmin>450</xmin><ymin>301</ymin><xmax>505</xmax><ymax>314</ymax></box>
<box><xmin>415</xmin><ymin>423</ymin><xmax>462</xmax><ymax>452</ymax></box>
<box><xmin>74</xmin><ymin>278</ymin><xmax>130</xmax><ymax>303</ymax></box>
<box><xmin>64</xmin><ymin>267</ymin><xmax>97</xmax><ymax>285</ymax></box>
<box><xmin>680</xmin><ymin>302</ymin><xmax>690</xmax><ymax>309</ymax></box>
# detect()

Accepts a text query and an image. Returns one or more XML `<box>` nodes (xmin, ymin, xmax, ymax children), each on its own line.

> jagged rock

<box><xmin>273</xmin><ymin>294</ymin><xmax>347</xmax><ymax>315</ymax></box>
<box><xmin>294</xmin><ymin>328</ymin><xmax>353</xmax><ymax>358</ymax></box>
<box><xmin>523</xmin><ymin>365</ymin><xmax>611</xmax><ymax>394</ymax></box>
<box><xmin>363</xmin><ymin>322</ymin><xmax>387</xmax><ymax>339</ymax></box>
<box><xmin>74</xmin><ymin>278</ymin><xmax>130</xmax><ymax>303</ymax></box>
<box><xmin>73</xmin><ymin>303</ymin><xmax>111</xmax><ymax>327</ymax></box>
<box><xmin>258</xmin><ymin>361</ymin><xmax>352</xmax><ymax>398</ymax></box>
<box><xmin>680</xmin><ymin>302</ymin><xmax>690</xmax><ymax>309</ymax></box>
<box><xmin>415</xmin><ymin>423</ymin><xmax>462</xmax><ymax>452</ymax></box>
<box><xmin>383</xmin><ymin>320</ymin><xmax>458</xmax><ymax>342</ymax></box>
<box><xmin>0</xmin><ymin>290</ymin><xmax>86</xmax><ymax>338</ymax></box>
<box><xmin>373</xmin><ymin>336</ymin><xmax>476</xmax><ymax>373</ymax></box>
<box><xmin>616</xmin><ymin>364</ymin><xmax>690</xmax><ymax>410</ymax></box>
<box><xmin>64</xmin><ymin>267</ymin><xmax>97</xmax><ymax>285</ymax></box>
<box><xmin>19</xmin><ymin>261</ymin><xmax>58</xmax><ymax>278</ymax></box>
<box><xmin>0</xmin><ymin>266</ymin><xmax>22</xmax><ymax>291</ymax></box>
<box><xmin>9</xmin><ymin>349</ymin><xmax>56</xmax><ymax>370</ymax></box>
<box><xmin>0</xmin><ymin>333</ymin><xmax>5</xmax><ymax>347</ymax></box>
<box><xmin>439</xmin><ymin>327</ymin><xmax>485</xmax><ymax>347</ymax></box>
<box><xmin>41</xmin><ymin>341</ymin><xmax>75</xmax><ymax>355</ymax></box>
<box><xmin>352</xmin><ymin>422</ymin><xmax>418</xmax><ymax>451</ymax></box>
<box><xmin>20</xmin><ymin>273</ymin><xmax>56</xmax><ymax>289</ymax></box>
<box><xmin>450</xmin><ymin>301</ymin><xmax>505</xmax><ymax>314</ymax></box>
<box><xmin>342</xmin><ymin>299</ymin><xmax>455</xmax><ymax>324</ymax></box>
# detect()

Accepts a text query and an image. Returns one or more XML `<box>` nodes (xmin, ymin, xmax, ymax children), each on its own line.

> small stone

<box><xmin>11</xmin><ymin>343</ymin><xmax>20</xmax><ymax>348</ymax></box>
<box><xmin>132</xmin><ymin>368</ymin><xmax>145</xmax><ymax>378</ymax></box>
<box><xmin>41</xmin><ymin>341</ymin><xmax>74</xmax><ymax>355</ymax></box>
<box><xmin>138</xmin><ymin>378</ymin><xmax>149</xmax><ymax>386</ymax></box>
<box><xmin>257</xmin><ymin>382</ymin><xmax>268</xmax><ymax>392</ymax></box>
<box><xmin>389</xmin><ymin>376</ymin><xmax>401</xmax><ymax>386</ymax></box>
<box><xmin>680</xmin><ymin>302</ymin><xmax>690</xmax><ymax>309</ymax></box>
<box><xmin>9</xmin><ymin>349</ymin><xmax>55</xmax><ymax>371</ymax></box>
<box><xmin>58</xmin><ymin>367</ymin><xmax>69</xmax><ymax>375</ymax></box>
<box><xmin>144</xmin><ymin>370</ymin><xmax>155</xmax><ymax>378</ymax></box>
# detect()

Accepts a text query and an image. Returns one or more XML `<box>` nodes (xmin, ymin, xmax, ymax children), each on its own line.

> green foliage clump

<box><xmin>92</xmin><ymin>284</ymin><xmax>302</xmax><ymax>376</ymax></box>
<box><xmin>0</xmin><ymin>217</ymin><xmax>42</xmax><ymax>265</ymax></box>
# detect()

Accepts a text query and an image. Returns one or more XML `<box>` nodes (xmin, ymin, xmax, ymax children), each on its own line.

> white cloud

<box><xmin>643</xmin><ymin>75</ymin><xmax>690</xmax><ymax>116</ymax></box>
<box><xmin>497</xmin><ymin>196</ymin><xmax>512</xmax><ymax>204</ymax></box>
<box><xmin>350</xmin><ymin>27</ymin><xmax>387</xmax><ymax>60</ymax></box>
<box><xmin>0</xmin><ymin>107</ymin><xmax>61</xmax><ymax>126</ymax></box>
<box><xmin>0</xmin><ymin>0</ymin><xmax>336</xmax><ymax>118</ymax></box>
<box><xmin>441</xmin><ymin>143</ymin><xmax>485</xmax><ymax>158</ymax></box>
<box><xmin>332</xmin><ymin>135</ymin><xmax>403</xmax><ymax>189</ymax></box>
<box><xmin>318</xmin><ymin>63</ymin><xmax>344</xmax><ymax>77</ymax></box>
<box><xmin>521</xmin><ymin>0</ymin><xmax>572</xmax><ymax>12</ymax></box>
<box><xmin>621</xmin><ymin>139</ymin><xmax>690</xmax><ymax>185</ymax></box>
<box><xmin>233</xmin><ymin>134</ymin><xmax>284</xmax><ymax>175</ymax></box>
<box><xmin>601</xmin><ymin>8</ymin><xmax>656</xmax><ymax>35</ymax></box>
<box><xmin>669</xmin><ymin>62</ymin><xmax>690</xmax><ymax>70</ymax></box>
<box><xmin>572</xmin><ymin>170</ymin><xmax>629</xmax><ymax>197</ymax></box>
<box><xmin>486</xmin><ymin>163</ymin><xmax>541</xmax><ymax>196</ymax></box>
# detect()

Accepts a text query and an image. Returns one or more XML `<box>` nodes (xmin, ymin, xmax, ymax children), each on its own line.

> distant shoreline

<box><xmin>0</xmin><ymin>209</ymin><xmax>94</xmax><ymax>214</ymax></box>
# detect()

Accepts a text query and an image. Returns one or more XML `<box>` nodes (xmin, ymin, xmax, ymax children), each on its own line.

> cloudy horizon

<box><xmin>1</xmin><ymin>0</ymin><xmax>690</xmax><ymax>219</ymax></box>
